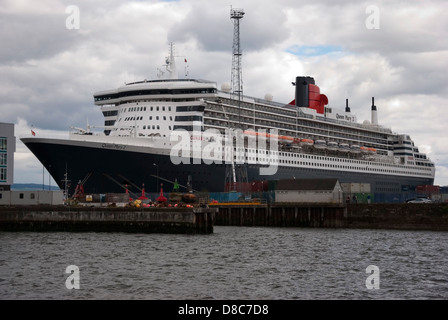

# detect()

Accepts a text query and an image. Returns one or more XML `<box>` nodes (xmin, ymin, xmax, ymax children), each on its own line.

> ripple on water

<box><xmin>0</xmin><ymin>227</ymin><xmax>447</xmax><ymax>299</ymax></box>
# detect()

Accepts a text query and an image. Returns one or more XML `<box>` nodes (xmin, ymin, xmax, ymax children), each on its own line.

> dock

<box><xmin>212</xmin><ymin>202</ymin><xmax>448</xmax><ymax>231</ymax></box>
<box><xmin>0</xmin><ymin>206</ymin><xmax>216</xmax><ymax>234</ymax></box>
<box><xmin>1</xmin><ymin>203</ymin><xmax>447</xmax><ymax>233</ymax></box>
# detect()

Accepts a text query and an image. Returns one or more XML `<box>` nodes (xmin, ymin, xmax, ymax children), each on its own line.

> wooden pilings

<box><xmin>213</xmin><ymin>203</ymin><xmax>448</xmax><ymax>230</ymax></box>
<box><xmin>213</xmin><ymin>204</ymin><xmax>347</xmax><ymax>228</ymax></box>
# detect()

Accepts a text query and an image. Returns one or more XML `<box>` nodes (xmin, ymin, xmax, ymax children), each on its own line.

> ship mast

<box><xmin>165</xmin><ymin>42</ymin><xmax>178</xmax><ymax>79</ymax></box>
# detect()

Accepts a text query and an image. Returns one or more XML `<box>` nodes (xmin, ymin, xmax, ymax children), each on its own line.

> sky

<box><xmin>1</xmin><ymin>0</ymin><xmax>447</xmax><ymax>187</ymax></box>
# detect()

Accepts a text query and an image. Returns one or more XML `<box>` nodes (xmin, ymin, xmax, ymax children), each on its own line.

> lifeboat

<box><xmin>350</xmin><ymin>145</ymin><xmax>361</xmax><ymax>154</ymax></box>
<box><xmin>244</xmin><ymin>130</ymin><xmax>267</xmax><ymax>140</ymax></box>
<box><xmin>243</xmin><ymin>131</ymin><xmax>295</xmax><ymax>144</ymax></box>
<box><xmin>300</xmin><ymin>139</ymin><xmax>314</xmax><ymax>147</ymax></box>
<box><xmin>360</xmin><ymin>146</ymin><xmax>369</xmax><ymax>153</ymax></box>
<box><xmin>339</xmin><ymin>143</ymin><xmax>350</xmax><ymax>152</ymax></box>
<box><xmin>244</xmin><ymin>130</ymin><xmax>257</xmax><ymax>137</ymax></box>
<box><xmin>292</xmin><ymin>137</ymin><xmax>302</xmax><ymax>145</ymax></box>
<box><xmin>368</xmin><ymin>147</ymin><xmax>377</xmax><ymax>154</ymax></box>
<box><xmin>314</xmin><ymin>140</ymin><xmax>327</xmax><ymax>149</ymax></box>
<box><xmin>244</xmin><ymin>130</ymin><xmax>286</xmax><ymax>142</ymax></box>
<box><xmin>279</xmin><ymin>135</ymin><xmax>294</xmax><ymax>144</ymax></box>
<box><xmin>327</xmin><ymin>141</ymin><xmax>338</xmax><ymax>151</ymax></box>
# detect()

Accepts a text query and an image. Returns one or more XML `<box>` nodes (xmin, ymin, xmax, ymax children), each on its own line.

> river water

<box><xmin>1</xmin><ymin>226</ymin><xmax>447</xmax><ymax>300</ymax></box>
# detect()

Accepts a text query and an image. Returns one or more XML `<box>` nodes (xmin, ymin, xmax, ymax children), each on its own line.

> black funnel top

<box><xmin>345</xmin><ymin>99</ymin><xmax>351</xmax><ymax>113</ymax></box>
<box><xmin>295</xmin><ymin>76</ymin><xmax>315</xmax><ymax>108</ymax></box>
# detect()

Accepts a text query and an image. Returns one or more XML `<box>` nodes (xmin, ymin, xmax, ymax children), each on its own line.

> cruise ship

<box><xmin>21</xmin><ymin>45</ymin><xmax>435</xmax><ymax>197</ymax></box>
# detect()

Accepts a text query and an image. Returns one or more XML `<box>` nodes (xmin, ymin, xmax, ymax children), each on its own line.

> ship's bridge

<box><xmin>93</xmin><ymin>79</ymin><xmax>217</xmax><ymax>105</ymax></box>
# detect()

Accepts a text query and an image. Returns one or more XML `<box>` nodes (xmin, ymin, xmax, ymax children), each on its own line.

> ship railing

<box><xmin>296</xmin><ymin>109</ymin><xmax>394</xmax><ymax>134</ymax></box>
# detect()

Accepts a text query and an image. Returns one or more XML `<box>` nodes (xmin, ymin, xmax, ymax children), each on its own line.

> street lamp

<box><xmin>153</xmin><ymin>163</ymin><xmax>159</xmax><ymax>193</ymax></box>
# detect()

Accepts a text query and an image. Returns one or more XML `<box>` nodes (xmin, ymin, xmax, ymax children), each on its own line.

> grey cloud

<box><xmin>168</xmin><ymin>3</ymin><xmax>290</xmax><ymax>52</ymax></box>
<box><xmin>0</xmin><ymin>13</ymin><xmax>83</xmax><ymax>63</ymax></box>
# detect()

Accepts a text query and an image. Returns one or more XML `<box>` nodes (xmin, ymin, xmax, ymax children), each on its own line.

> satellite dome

<box><xmin>221</xmin><ymin>82</ymin><xmax>231</xmax><ymax>92</ymax></box>
<box><xmin>363</xmin><ymin>120</ymin><xmax>371</xmax><ymax>125</ymax></box>
<box><xmin>264</xmin><ymin>93</ymin><xmax>273</xmax><ymax>101</ymax></box>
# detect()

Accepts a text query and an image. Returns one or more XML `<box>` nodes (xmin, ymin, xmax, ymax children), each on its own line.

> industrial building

<box><xmin>0</xmin><ymin>122</ymin><xmax>15</xmax><ymax>191</ymax></box>
<box><xmin>275</xmin><ymin>178</ymin><xmax>343</xmax><ymax>204</ymax></box>
<box><xmin>0</xmin><ymin>122</ymin><xmax>64</xmax><ymax>206</ymax></box>
<box><xmin>0</xmin><ymin>190</ymin><xmax>64</xmax><ymax>206</ymax></box>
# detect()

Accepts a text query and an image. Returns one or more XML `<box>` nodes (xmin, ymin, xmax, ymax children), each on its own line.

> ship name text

<box><xmin>336</xmin><ymin>113</ymin><xmax>355</xmax><ymax>122</ymax></box>
<box><xmin>102</xmin><ymin>143</ymin><xmax>126</xmax><ymax>150</ymax></box>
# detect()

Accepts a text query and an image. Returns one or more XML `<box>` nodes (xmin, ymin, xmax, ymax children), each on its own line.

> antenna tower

<box><xmin>230</xmin><ymin>8</ymin><xmax>245</xmax><ymax>104</ymax></box>
<box><xmin>225</xmin><ymin>7</ymin><xmax>248</xmax><ymax>193</ymax></box>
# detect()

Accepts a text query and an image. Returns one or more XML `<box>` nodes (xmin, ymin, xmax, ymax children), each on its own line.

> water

<box><xmin>1</xmin><ymin>227</ymin><xmax>447</xmax><ymax>300</ymax></box>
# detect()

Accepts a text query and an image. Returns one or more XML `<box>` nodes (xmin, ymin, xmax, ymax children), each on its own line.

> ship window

<box><xmin>163</xmin><ymin>116</ymin><xmax>166</xmax><ymax>120</ymax></box>
<box><xmin>150</xmin><ymin>116</ymin><xmax>152</xmax><ymax>120</ymax></box>
<box><xmin>176</xmin><ymin>106</ymin><xmax>205</xmax><ymax>112</ymax></box>
<box><xmin>143</xmin><ymin>125</ymin><xmax>146</xmax><ymax>129</ymax></box>
<box><xmin>156</xmin><ymin>116</ymin><xmax>159</xmax><ymax>120</ymax></box>
<box><xmin>163</xmin><ymin>107</ymin><xmax>166</xmax><ymax>111</ymax></box>
<box><xmin>157</xmin><ymin>107</ymin><xmax>159</xmax><ymax>111</ymax></box>
<box><xmin>169</xmin><ymin>107</ymin><xmax>172</xmax><ymax>111</ymax></box>
<box><xmin>152</xmin><ymin>125</ymin><xmax>155</xmax><ymax>129</ymax></box>
<box><xmin>157</xmin><ymin>125</ymin><xmax>160</xmax><ymax>129</ymax></box>
<box><xmin>0</xmin><ymin>153</ymin><xmax>6</xmax><ymax>166</ymax></box>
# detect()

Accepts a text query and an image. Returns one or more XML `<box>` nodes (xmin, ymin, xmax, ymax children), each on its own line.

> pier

<box><xmin>1</xmin><ymin>203</ymin><xmax>447</xmax><ymax>233</ymax></box>
<box><xmin>212</xmin><ymin>202</ymin><xmax>448</xmax><ymax>231</ymax></box>
<box><xmin>0</xmin><ymin>206</ymin><xmax>216</xmax><ymax>234</ymax></box>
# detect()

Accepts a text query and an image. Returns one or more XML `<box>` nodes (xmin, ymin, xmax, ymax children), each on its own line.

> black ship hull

<box><xmin>21</xmin><ymin>137</ymin><xmax>434</xmax><ymax>197</ymax></box>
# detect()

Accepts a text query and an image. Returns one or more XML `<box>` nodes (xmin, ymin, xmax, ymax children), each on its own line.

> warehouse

<box><xmin>275</xmin><ymin>178</ymin><xmax>343</xmax><ymax>204</ymax></box>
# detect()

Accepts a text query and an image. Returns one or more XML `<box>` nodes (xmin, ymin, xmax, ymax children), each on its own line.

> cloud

<box><xmin>1</xmin><ymin>0</ymin><xmax>447</xmax><ymax>187</ymax></box>
<box><xmin>168</xmin><ymin>0</ymin><xmax>290</xmax><ymax>52</ymax></box>
<box><xmin>0</xmin><ymin>12</ymin><xmax>83</xmax><ymax>63</ymax></box>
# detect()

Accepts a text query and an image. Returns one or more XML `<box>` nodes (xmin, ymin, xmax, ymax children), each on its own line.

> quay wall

<box><xmin>0</xmin><ymin>206</ymin><xmax>215</xmax><ymax>234</ymax></box>
<box><xmin>345</xmin><ymin>203</ymin><xmax>448</xmax><ymax>231</ymax></box>
<box><xmin>1</xmin><ymin>203</ymin><xmax>447</xmax><ymax>233</ymax></box>
<box><xmin>213</xmin><ymin>203</ymin><xmax>448</xmax><ymax>231</ymax></box>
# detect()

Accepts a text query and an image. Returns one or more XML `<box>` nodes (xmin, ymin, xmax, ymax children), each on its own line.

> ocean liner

<box><xmin>21</xmin><ymin>44</ymin><xmax>435</xmax><ymax>197</ymax></box>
